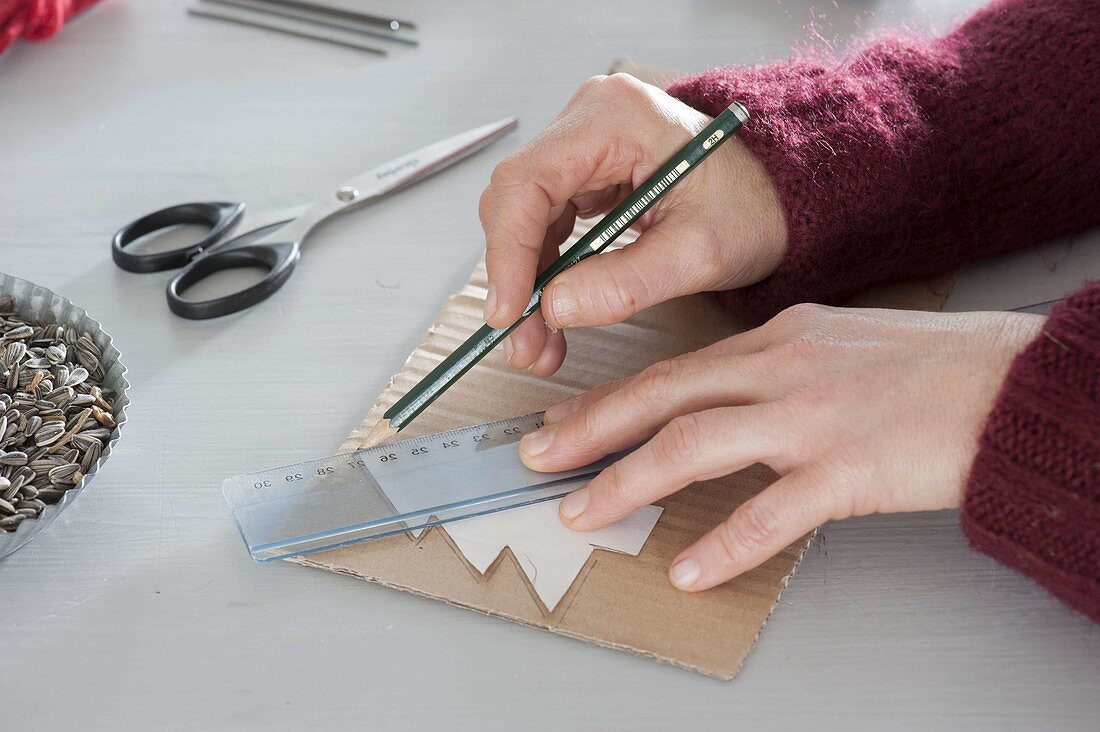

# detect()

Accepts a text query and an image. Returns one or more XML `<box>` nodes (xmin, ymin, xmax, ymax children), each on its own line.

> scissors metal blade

<box><xmin>230</xmin><ymin>202</ymin><xmax>313</xmax><ymax>241</ymax></box>
<box><xmin>338</xmin><ymin>117</ymin><xmax>518</xmax><ymax>203</ymax></box>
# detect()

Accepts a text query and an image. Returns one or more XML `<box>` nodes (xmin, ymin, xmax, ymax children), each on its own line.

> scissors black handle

<box><xmin>166</xmin><ymin>241</ymin><xmax>301</xmax><ymax>320</ymax></box>
<box><xmin>112</xmin><ymin>202</ymin><xmax>245</xmax><ymax>273</ymax></box>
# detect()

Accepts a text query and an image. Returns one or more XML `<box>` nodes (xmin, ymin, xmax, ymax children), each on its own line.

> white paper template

<box><xmin>441</xmin><ymin>500</ymin><xmax>663</xmax><ymax>611</ymax></box>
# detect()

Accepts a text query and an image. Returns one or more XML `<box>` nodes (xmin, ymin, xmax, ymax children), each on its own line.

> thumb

<box><xmin>542</xmin><ymin>212</ymin><xmax>735</xmax><ymax>329</ymax></box>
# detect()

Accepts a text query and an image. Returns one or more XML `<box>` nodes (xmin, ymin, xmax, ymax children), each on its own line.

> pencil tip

<box><xmin>363</xmin><ymin>420</ymin><xmax>400</xmax><ymax>447</ymax></box>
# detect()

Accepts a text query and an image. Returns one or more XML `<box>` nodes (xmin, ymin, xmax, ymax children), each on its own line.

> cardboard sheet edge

<box><xmin>292</xmin><ymin>547</ymin><xmax>773</xmax><ymax>681</ymax></box>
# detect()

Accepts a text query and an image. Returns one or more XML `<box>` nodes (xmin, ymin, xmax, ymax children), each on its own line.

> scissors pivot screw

<box><xmin>336</xmin><ymin>187</ymin><xmax>358</xmax><ymax>202</ymax></box>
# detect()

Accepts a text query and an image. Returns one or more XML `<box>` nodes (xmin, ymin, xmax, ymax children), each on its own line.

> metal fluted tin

<box><xmin>0</xmin><ymin>273</ymin><xmax>130</xmax><ymax>560</ymax></box>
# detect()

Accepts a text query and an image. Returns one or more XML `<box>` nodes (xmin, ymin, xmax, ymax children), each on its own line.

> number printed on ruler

<box><xmin>245</xmin><ymin>413</ymin><xmax>546</xmax><ymax>490</ymax></box>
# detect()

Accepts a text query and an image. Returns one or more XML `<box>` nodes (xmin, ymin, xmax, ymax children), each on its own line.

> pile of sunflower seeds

<box><xmin>0</xmin><ymin>294</ymin><xmax>115</xmax><ymax>532</ymax></box>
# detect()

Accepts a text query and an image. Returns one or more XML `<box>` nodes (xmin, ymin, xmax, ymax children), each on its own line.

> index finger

<box><xmin>481</xmin><ymin>78</ymin><xmax>653</xmax><ymax>327</ymax></box>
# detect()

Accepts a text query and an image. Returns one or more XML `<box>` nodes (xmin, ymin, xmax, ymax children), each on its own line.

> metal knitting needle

<box><xmin>1010</xmin><ymin>298</ymin><xmax>1064</xmax><ymax>315</ymax></box>
<box><xmin>187</xmin><ymin>6</ymin><xmax>388</xmax><ymax>55</ymax></box>
<box><xmin>201</xmin><ymin>0</ymin><xmax>419</xmax><ymax>45</ymax></box>
<box><xmin>247</xmin><ymin>0</ymin><xmax>416</xmax><ymax>31</ymax></box>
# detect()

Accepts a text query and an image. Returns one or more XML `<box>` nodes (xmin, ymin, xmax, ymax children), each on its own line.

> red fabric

<box><xmin>668</xmin><ymin>0</ymin><xmax>1100</xmax><ymax>622</ymax></box>
<box><xmin>0</xmin><ymin>0</ymin><xmax>101</xmax><ymax>55</ymax></box>
<box><xmin>668</xmin><ymin>0</ymin><xmax>1100</xmax><ymax>326</ymax></box>
<box><xmin>964</xmin><ymin>285</ymin><xmax>1100</xmax><ymax>622</ymax></box>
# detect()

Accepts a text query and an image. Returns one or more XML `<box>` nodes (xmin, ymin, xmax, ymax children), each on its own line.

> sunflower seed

<box><xmin>48</xmin><ymin>464</ymin><xmax>81</xmax><ymax>484</ymax></box>
<box><xmin>0</xmin><ymin>514</ymin><xmax>25</xmax><ymax>529</ymax></box>
<box><xmin>0</xmin><ymin>497</ymin><xmax>14</xmax><ymax>515</ymax></box>
<box><xmin>2</xmin><ymin>341</ymin><xmax>26</xmax><ymax>365</ymax></box>
<box><xmin>76</xmin><ymin>348</ymin><xmax>99</xmax><ymax>371</ymax></box>
<box><xmin>17</xmin><ymin>498</ymin><xmax>46</xmax><ymax>513</ymax></box>
<box><xmin>80</xmin><ymin>441</ymin><xmax>101</xmax><ymax>472</ymax></box>
<box><xmin>2</xmin><ymin>325</ymin><xmax>33</xmax><ymax>341</ymax></box>
<box><xmin>0</xmin><ymin>451</ymin><xmax>28</xmax><ymax>466</ymax></box>
<box><xmin>65</xmin><ymin>367</ymin><xmax>89</xmax><ymax>387</ymax></box>
<box><xmin>45</xmin><ymin>344</ymin><xmax>66</xmax><ymax>364</ymax></box>
<box><xmin>72</xmin><ymin>433</ymin><xmax>101</xmax><ymax>451</ymax></box>
<box><xmin>37</xmin><ymin>488</ymin><xmax>65</xmax><ymax>504</ymax></box>
<box><xmin>34</xmin><ymin>422</ymin><xmax>64</xmax><ymax>446</ymax></box>
<box><xmin>77</xmin><ymin>335</ymin><xmax>101</xmax><ymax>358</ymax></box>
<box><xmin>44</xmin><ymin>386</ymin><xmax>73</xmax><ymax>407</ymax></box>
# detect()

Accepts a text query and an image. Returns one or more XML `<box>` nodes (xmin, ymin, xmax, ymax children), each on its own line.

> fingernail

<box><xmin>544</xmin><ymin>398</ymin><xmax>580</xmax><ymax>424</ymax></box>
<box><xmin>502</xmin><ymin>335</ymin><xmax>514</xmax><ymax>364</ymax></box>
<box><xmin>520</xmin><ymin>427</ymin><xmax>555</xmax><ymax>457</ymax></box>
<box><xmin>560</xmin><ymin>487</ymin><xmax>589</xmax><ymax>520</ymax></box>
<box><xmin>484</xmin><ymin>285</ymin><xmax>498</xmax><ymax>322</ymax></box>
<box><xmin>669</xmin><ymin>558</ymin><xmax>701</xmax><ymax>590</ymax></box>
<box><xmin>550</xmin><ymin>283</ymin><xmax>577</xmax><ymax>327</ymax></box>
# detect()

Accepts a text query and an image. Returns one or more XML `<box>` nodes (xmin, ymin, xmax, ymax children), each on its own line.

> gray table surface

<box><xmin>1</xmin><ymin>1</ymin><xmax>1097</xmax><ymax>730</ymax></box>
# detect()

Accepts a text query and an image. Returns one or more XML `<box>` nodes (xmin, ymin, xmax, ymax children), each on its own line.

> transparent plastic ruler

<box><xmin>222</xmin><ymin>413</ymin><xmax>621</xmax><ymax>561</ymax></box>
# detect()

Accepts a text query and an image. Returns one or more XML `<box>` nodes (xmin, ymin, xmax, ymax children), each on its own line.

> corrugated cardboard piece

<box><xmin>295</xmin><ymin>61</ymin><xmax>956</xmax><ymax>679</ymax></box>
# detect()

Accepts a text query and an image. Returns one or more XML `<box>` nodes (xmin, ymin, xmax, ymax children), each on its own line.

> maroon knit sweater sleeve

<box><xmin>667</xmin><ymin>0</ymin><xmax>1100</xmax><ymax>324</ymax></box>
<box><xmin>669</xmin><ymin>0</ymin><xmax>1100</xmax><ymax>622</ymax></box>
<box><xmin>964</xmin><ymin>284</ymin><xmax>1100</xmax><ymax>622</ymax></box>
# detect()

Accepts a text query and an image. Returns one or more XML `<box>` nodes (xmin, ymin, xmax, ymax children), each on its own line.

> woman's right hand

<box><xmin>480</xmin><ymin>73</ymin><xmax>788</xmax><ymax>376</ymax></box>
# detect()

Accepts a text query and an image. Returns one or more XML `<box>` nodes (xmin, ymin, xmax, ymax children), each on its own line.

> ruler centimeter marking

<box><xmin>221</xmin><ymin>412</ymin><xmax>624</xmax><ymax>561</ymax></box>
<box><xmin>239</xmin><ymin>413</ymin><xmax>544</xmax><ymax>488</ymax></box>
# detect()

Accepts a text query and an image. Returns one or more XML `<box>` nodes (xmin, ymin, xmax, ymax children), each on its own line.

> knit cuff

<box><xmin>962</xmin><ymin>283</ymin><xmax>1100</xmax><ymax>623</ymax></box>
<box><xmin>667</xmin><ymin>40</ymin><xmax>958</xmax><ymax>325</ymax></box>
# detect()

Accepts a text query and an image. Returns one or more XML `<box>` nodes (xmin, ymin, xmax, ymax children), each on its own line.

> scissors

<box><xmin>112</xmin><ymin>118</ymin><xmax>517</xmax><ymax>319</ymax></box>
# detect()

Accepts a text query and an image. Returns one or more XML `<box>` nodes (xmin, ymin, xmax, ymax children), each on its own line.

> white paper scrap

<box><xmin>442</xmin><ymin>500</ymin><xmax>663</xmax><ymax>612</ymax></box>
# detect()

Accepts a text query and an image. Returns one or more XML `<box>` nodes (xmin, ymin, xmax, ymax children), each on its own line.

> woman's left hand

<box><xmin>518</xmin><ymin>304</ymin><xmax>1043</xmax><ymax>591</ymax></box>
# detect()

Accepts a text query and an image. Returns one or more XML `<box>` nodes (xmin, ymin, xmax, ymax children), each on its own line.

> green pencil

<box><xmin>380</xmin><ymin>101</ymin><xmax>750</xmax><ymax>434</ymax></box>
